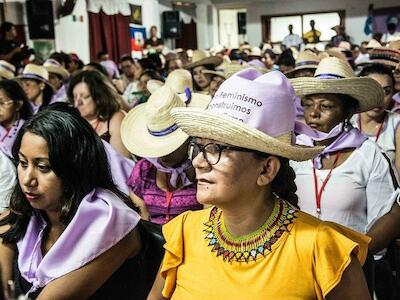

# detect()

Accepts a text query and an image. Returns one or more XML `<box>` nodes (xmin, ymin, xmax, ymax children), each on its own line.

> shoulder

<box><xmin>108</xmin><ymin>111</ymin><xmax>125</xmax><ymax>131</ymax></box>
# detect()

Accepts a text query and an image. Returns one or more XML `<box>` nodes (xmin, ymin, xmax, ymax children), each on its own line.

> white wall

<box><xmin>215</xmin><ymin>0</ymin><xmax>400</xmax><ymax>47</ymax></box>
<box><xmin>54</xmin><ymin>0</ymin><xmax>89</xmax><ymax>63</ymax></box>
<box><xmin>219</xmin><ymin>8</ymin><xmax>246</xmax><ymax>48</ymax></box>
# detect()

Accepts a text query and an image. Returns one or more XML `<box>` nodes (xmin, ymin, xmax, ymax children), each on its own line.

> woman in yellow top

<box><xmin>147</xmin><ymin>68</ymin><xmax>371</xmax><ymax>300</ymax></box>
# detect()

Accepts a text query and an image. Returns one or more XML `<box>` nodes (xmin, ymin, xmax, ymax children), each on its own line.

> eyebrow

<box><xmin>19</xmin><ymin>152</ymin><xmax>50</xmax><ymax>162</ymax></box>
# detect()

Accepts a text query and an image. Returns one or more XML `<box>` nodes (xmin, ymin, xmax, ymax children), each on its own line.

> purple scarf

<box><xmin>17</xmin><ymin>188</ymin><xmax>140</xmax><ymax>296</ymax></box>
<box><xmin>145</xmin><ymin>158</ymin><xmax>193</xmax><ymax>188</ymax></box>
<box><xmin>393</xmin><ymin>92</ymin><xmax>400</xmax><ymax>104</ymax></box>
<box><xmin>295</xmin><ymin>121</ymin><xmax>367</xmax><ymax>169</ymax></box>
<box><xmin>0</xmin><ymin>118</ymin><xmax>24</xmax><ymax>158</ymax></box>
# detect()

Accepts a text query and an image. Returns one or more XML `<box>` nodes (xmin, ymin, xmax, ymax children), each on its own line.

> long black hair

<box><xmin>0</xmin><ymin>104</ymin><xmax>136</xmax><ymax>243</ymax></box>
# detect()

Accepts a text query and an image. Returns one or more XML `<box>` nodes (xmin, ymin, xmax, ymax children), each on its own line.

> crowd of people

<box><xmin>0</xmin><ymin>18</ymin><xmax>399</xmax><ymax>299</ymax></box>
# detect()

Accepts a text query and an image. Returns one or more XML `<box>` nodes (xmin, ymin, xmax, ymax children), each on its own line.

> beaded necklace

<box><xmin>204</xmin><ymin>200</ymin><xmax>297</xmax><ymax>263</ymax></box>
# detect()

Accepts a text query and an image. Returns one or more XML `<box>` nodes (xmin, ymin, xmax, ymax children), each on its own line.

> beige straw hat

<box><xmin>147</xmin><ymin>69</ymin><xmax>211</xmax><ymax>104</ymax></box>
<box><xmin>202</xmin><ymin>69</ymin><xmax>226</xmax><ymax>80</ymax></box>
<box><xmin>285</xmin><ymin>51</ymin><xmax>320</xmax><ymax>77</ymax></box>
<box><xmin>170</xmin><ymin>68</ymin><xmax>323</xmax><ymax>161</ymax></box>
<box><xmin>184</xmin><ymin>50</ymin><xmax>223</xmax><ymax>69</ymax></box>
<box><xmin>43</xmin><ymin>59</ymin><xmax>70</xmax><ymax>80</ymax></box>
<box><xmin>0</xmin><ymin>60</ymin><xmax>15</xmax><ymax>79</ymax></box>
<box><xmin>366</xmin><ymin>39</ymin><xmax>381</xmax><ymax>49</ymax></box>
<box><xmin>121</xmin><ymin>85</ymin><xmax>210</xmax><ymax>158</ymax></box>
<box><xmin>289</xmin><ymin>57</ymin><xmax>384</xmax><ymax>113</ymax></box>
<box><xmin>18</xmin><ymin>63</ymin><xmax>54</xmax><ymax>91</ymax></box>
<box><xmin>369</xmin><ymin>47</ymin><xmax>400</xmax><ymax>68</ymax></box>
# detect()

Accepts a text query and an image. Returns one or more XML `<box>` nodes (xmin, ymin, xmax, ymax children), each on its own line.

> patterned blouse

<box><xmin>127</xmin><ymin>159</ymin><xmax>201</xmax><ymax>224</ymax></box>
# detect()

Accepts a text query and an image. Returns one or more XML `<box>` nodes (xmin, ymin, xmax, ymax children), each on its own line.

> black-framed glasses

<box><xmin>188</xmin><ymin>139</ymin><xmax>254</xmax><ymax>165</ymax></box>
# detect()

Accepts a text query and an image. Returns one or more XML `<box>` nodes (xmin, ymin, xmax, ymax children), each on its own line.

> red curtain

<box><xmin>88</xmin><ymin>10</ymin><xmax>130</xmax><ymax>62</ymax></box>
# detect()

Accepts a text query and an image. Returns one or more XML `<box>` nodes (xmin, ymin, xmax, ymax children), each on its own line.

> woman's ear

<box><xmin>257</xmin><ymin>156</ymin><xmax>281</xmax><ymax>187</ymax></box>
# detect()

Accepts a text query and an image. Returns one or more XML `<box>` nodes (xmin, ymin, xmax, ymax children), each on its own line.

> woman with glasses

<box><xmin>147</xmin><ymin>69</ymin><xmax>371</xmax><ymax>300</ymax></box>
<box><xmin>351</xmin><ymin>63</ymin><xmax>400</xmax><ymax>173</ymax></box>
<box><xmin>121</xmin><ymin>84</ymin><xmax>210</xmax><ymax>224</ymax></box>
<box><xmin>67</xmin><ymin>70</ymin><xmax>130</xmax><ymax>158</ymax></box>
<box><xmin>0</xmin><ymin>80</ymin><xmax>32</xmax><ymax>158</ymax></box>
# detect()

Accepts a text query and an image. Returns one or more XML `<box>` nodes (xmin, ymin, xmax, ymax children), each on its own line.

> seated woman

<box><xmin>290</xmin><ymin>57</ymin><xmax>400</xmax><ymax>254</ymax></box>
<box><xmin>185</xmin><ymin>50</ymin><xmax>222</xmax><ymax>94</ymax></box>
<box><xmin>0</xmin><ymin>80</ymin><xmax>32</xmax><ymax>158</ymax></box>
<box><xmin>18</xmin><ymin>64</ymin><xmax>54</xmax><ymax>114</ymax></box>
<box><xmin>0</xmin><ymin>107</ymin><xmax>141</xmax><ymax>299</ymax></box>
<box><xmin>67</xmin><ymin>70</ymin><xmax>131</xmax><ymax>157</ymax></box>
<box><xmin>351</xmin><ymin>63</ymin><xmax>400</xmax><ymax>173</ymax></box>
<box><xmin>0</xmin><ymin>150</ymin><xmax>16</xmax><ymax>213</ymax></box>
<box><xmin>121</xmin><ymin>83</ymin><xmax>210</xmax><ymax>224</ymax></box>
<box><xmin>148</xmin><ymin>68</ymin><xmax>371</xmax><ymax>299</ymax></box>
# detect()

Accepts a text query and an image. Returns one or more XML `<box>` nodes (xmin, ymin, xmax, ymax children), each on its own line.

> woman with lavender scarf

<box><xmin>0</xmin><ymin>107</ymin><xmax>141</xmax><ymax>299</ymax></box>
<box><xmin>0</xmin><ymin>80</ymin><xmax>32</xmax><ymax>158</ymax></box>
<box><xmin>290</xmin><ymin>57</ymin><xmax>400</xmax><ymax>255</ymax></box>
<box><xmin>121</xmin><ymin>83</ymin><xmax>211</xmax><ymax>224</ymax></box>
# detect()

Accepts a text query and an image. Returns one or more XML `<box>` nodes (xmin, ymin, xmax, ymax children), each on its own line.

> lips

<box><xmin>25</xmin><ymin>192</ymin><xmax>40</xmax><ymax>202</ymax></box>
<box><xmin>197</xmin><ymin>178</ymin><xmax>213</xmax><ymax>184</ymax></box>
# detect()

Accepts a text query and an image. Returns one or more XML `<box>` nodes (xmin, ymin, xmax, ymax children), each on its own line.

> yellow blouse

<box><xmin>160</xmin><ymin>203</ymin><xmax>370</xmax><ymax>300</ymax></box>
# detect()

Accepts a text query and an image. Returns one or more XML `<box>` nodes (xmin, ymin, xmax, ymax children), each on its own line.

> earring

<box><xmin>343</xmin><ymin>119</ymin><xmax>350</xmax><ymax>132</ymax></box>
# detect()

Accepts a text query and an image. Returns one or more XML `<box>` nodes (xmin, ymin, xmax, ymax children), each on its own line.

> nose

<box><xmin>191</xmin><ymin>150</ymin><xmax>209</xmax><ymax>170</ymax></box>
<box><xmin>309</xmin><ymin>104</ymin><xmax>321</xmax><ymax>118</ymax></box>
<box><xmin>20</xmin><ymin>166</ymin><xmax>38</xmax><ymax>189</ymax></box>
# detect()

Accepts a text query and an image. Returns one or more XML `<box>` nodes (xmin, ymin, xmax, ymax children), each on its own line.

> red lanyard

<box><xmin>358</xmin><ymin>114</ymin><xmax>384</xmax><ymax>143</ymax></box>
<box><xmin>165</xmin><ymin>191</ymin><xmax>173</xmax><ymax>223</ymax></box>
<box><xmin>312</xmin><ymin>152</ymin><xmax>342</xmax><ymax>217</ymax></box>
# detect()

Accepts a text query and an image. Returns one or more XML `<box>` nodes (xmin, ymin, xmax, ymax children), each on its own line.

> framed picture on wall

<box><xmin>130</xmin><ymin>5</ymin><xmax>142</xmax><ymax>25</ymax></box>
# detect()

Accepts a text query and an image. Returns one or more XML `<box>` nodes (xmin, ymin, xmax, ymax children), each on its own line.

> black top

<box><xmin>144</xmin><ymin>38</ymin><xmax>164</xmax><ymax>48</ymax></box>
<box><xmin>0</xmin><ymin>39</ymin><xmax>22</xmax><ymax>70</ymax></box>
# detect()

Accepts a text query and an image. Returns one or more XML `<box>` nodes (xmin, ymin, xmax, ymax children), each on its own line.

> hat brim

<box><xmin>18</xmin><ymin>74</ymin><xmax>55</xmax><ymax>91</ymax></box>
<box><xmin>369</xmin><ymin>59</ymin><xmax>398</xmax><ymax>68</ymax></box>
<box><xmin>202</xmin><ymin>70</ymin><xmax>226</xmax><ymax>79</ymax></box>
<box><xmin>44</xmin><ymin>66</ymin><xmax>70</xmax><ymax>80</ymax></box>
<box><xmin>121</xmin><ymin>94</ymin><xmax>210</xmax><ymax>158</ymax></box>
<box><xmin>184</xmin><ymin>56</ymin><xmax>223</xmax><ymax>69</ymax></box>
<box><xmin>289</xmin><ymin>77</ymin><xmax>384</xmax><ymax>113</ymax></box>
<box><xmin>0</xmin><ymin>69</ymin><xmax>14</xmax><ymax>79</ymax></box>
<box><xmin>170</xmin><ymin>107</ymin><xmax>324</xmax><ymax>161</ymax></box>
<box><xmin>285</xmin><ymin>65</ymin><xmax>317</xmax><ymax>77</ymax></box>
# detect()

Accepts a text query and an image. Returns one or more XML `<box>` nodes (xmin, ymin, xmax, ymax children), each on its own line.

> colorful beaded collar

<box><xmin>203</xmin><ymin>200</ymin><xmax>297</xmax><ymax>263</ymax></box>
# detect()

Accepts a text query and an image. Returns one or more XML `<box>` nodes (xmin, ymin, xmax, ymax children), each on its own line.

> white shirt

<box><xmin>291</xmin><ymin>140</ymin><xmax>399</xmax><ymax>234</ymax></box>
<box><xmin>382</xmin><ymin>31</ymin><xmax>400</xmax><ymax>43</ymax></box>
<box><xmin>122</xmin><ymin>81</ymin><xmax>140</xmax><ymax>108</ymax></box>
<box><xmin>351</xmin><ymin>112</ymin><xmax>400</xmax><ymax>162</ymax></box>
<box><xmin>0</xmin><ymin>151</ymin><xmax>16</xmax><ymax>212</ymax></box>
<box><xmin>282</xmin><ymin>34</ymin><xmax>302</xmax><ymax>48</ymax></box>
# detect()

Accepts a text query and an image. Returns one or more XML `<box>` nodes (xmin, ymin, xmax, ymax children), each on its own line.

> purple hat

<box><xmin>171</xmin><ymin>68</ymin><xmax>323</xmax><ymax>161</ymax></box>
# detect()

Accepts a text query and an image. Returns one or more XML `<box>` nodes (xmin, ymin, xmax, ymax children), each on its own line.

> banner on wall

<box><xmin>130</xmin><ymin>24</ymin><xmax>146</xmax><ymax>58</ymax></box>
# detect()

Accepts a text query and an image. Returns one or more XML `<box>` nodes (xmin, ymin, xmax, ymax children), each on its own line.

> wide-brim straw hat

<box><xmin>369</xmin><ymin>47</ymin><xmax>400</xmax><ymax>68</ymax></box>
<box><xmin>285</xmin><ymin>51</ymin><xmax>320</xmax><ymax>77</ymax></box>
<box><xmin>43</xmin><ymin>58</ymin><xmax>70</xmax><ymax>80</ymax></box>
<box><xmin>184</xmin><ymin>50</ymin><xmax>223</xmax><ymax>69</ymax></box>
<box><xmin>121</xmin><ymin>85</ymin><xmax>210</xmax><ymax>158</ymax></box>
<box><xmin>248</xmin><ymin>47</ymin><xmax>262</xmax><ymax>58</ymax></box>
<box><xmin>0</xmin><ymin>60</ymin><xmax>15</xmax><ymax>79</ymax></box>
<box><xmin>202</xmin><ymin>70</ymin><xmax>226</xmax><ymax>79</ymax></box>
<box><xmin>18</xmin><ymin>63</ymin><xmax>54</xmax><ymax>91</ymax></box>
<box><xmin>170</xmin><ymin>68</ymin><xmax>324</xmax><ymax>161</ymax></box>
<box><xmin>366</xmin><ymin>39</ymin><xmax>381</xmax><ymax>49</ymax></box>
<box><xmin>289</xmin><ymin>57</ymin><xmax>384</xmax><ymax>113</ymax></box>
<box><xmin>147</xmin><ymin>69</ymin><xmax>211</xmax><ymax>104</ymax></box>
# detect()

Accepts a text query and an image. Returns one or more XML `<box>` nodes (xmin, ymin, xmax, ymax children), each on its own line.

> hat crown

<box><xmin>314</xmin><ymin>57</ymin><xmax>354</xmax><ymax>78</ymax></box>
<box><xmin>22</xmin><ymin>64</ymin><xmax>49</xmax><ymax>81</ymax></box>
<box><xmin>145</xmin><ymin>85</ymin><xmax>185</xmax><ymax>132</ymax></box>
<box><xmin>191</xmin><ymin>50</ymin><xmax>209</xmax><ymax>63</ymax></box>
<box><xmin>0</xmin><ymin>60</ymin><xmax>15</xmax><ymax>79</ymax></box>
<box><xmin>165</xmin><ymin>69</ymin><xmax>193</xmax><ymax>93</ymax></box>
<box><xmin>296</xmin><ymin>51</ymin><xmax>320</xmax><ymax>64</ymax></box>
<box><xmin>208</xmin><ymin>68</ymin><xmax>296</xmax><ymax>138</ymax></box>
<box><xmin>43</xmin><ymin>58</ymin><xmax>62</xmax><ymax>68</ymax></box>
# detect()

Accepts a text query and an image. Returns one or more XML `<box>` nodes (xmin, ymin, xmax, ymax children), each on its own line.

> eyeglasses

<box><xmin>0</xmin><ymin>100</ymin><xmax>14</xmax><ymax>107</ymax></box>
<box><xmin>188</xmin><ymin>139</ymin><xmax>254</xmax><ymax>165</ymax></box>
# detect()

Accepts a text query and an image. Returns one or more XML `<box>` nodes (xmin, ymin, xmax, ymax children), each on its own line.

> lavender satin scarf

<box><xmin>295</xmin><ymin>122</ymin><xmax>367</xmax><ymax>169</ymax></box>
<box><xmin>17</xmin><ymin>188</ymin><xmax>140</xmax><ymax>296</ymax></box>
<box><xmin>145</xmin><ymin>158</ymin><xmax>193</xmax><ymax>188</ymax></box>
<box><xmin>0</xmin><ymin>118</ymin><xmax>24</xmax><ymax>158</ymax></box>
<box><xmin>393</xmin><ymin>92</ymin><xmax>400</xmax><ymax>104</ymax></box>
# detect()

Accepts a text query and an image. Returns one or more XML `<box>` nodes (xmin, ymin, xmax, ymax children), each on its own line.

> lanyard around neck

<box><xmin>312</xmin><ymin>152</ymin><xmax>342</xmax><ymax>218</ymax></box>
<box><xmin>358</xmin><ymin>113</ymin><xmax>385</xmax><ymax>143</ymax></box>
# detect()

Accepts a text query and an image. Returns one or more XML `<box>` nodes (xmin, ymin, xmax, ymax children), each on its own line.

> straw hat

<box><xmin>43</xmin><ymin>59</ymin><xmax>70</xmax><ymax>80</ymax></box>
<box><xmin>369</xmin><ymin>47</ymin><xmax>400</xmax><ymax>68</ymax></box>
<box><xmin>285</xmin><ymin>51</ymin><xmax>320</xmax><ymax>77</ymax></box>
<box><xmin>146</xmin><ymin>69</ymin><xmax>211</xmax><ymax>104</ymax></box>
<box><xmin>202</xmin><ymin>70</ymin><xmax>226</xmax><ymax>80</ymax></box>
<box><xmin>18</xmin><ymin>64</ymin><xmax>54</xmax><ymax>90</ymax></box>
<box><xmin>388</xmin><ymin>40</ymin><xmax>400</xmax><ymax>50</ymax></box>
<box><xmin>170</xmin><ymin>68</ymin><xmax>324</xmax><ymax>161</ymax></box>
<box><xmin>366</xmin><ymin>39</ymin><xmax>381</xmax><ymax>49</ymax></box>
<box><xmin>184</xmin><ymin>50</ymin><xmax>223</xmax><ymax>69</ymax></box>
<box><xmin>121</xmin><ymin>85</ymin><xmax>210</xmax><ymax>158</ymax></box>
<box><xmin>248</xmin><ymin>47</ymin><xmax>262</xmax><ymax>58</ymax></box>
<box><xmin>0</xmin><ymin>60</ymin><xmax>15</xmax><ymax>79</ymax></box>
<box><xmin>289</xmin><ymin>57</ymin><xmax>384</xmax><ymax>113</ymax></box>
